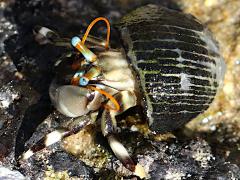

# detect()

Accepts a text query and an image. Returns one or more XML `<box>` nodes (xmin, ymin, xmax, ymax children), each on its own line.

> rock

<box><xmin>0</xmin><ymin>166</ymin><xmax>27</xmax><ymax>180</ymax></box>
<box><xmin>134</xmin><ymin>138</ymin><xmax>240</xmax><ymax>179</ymax></box>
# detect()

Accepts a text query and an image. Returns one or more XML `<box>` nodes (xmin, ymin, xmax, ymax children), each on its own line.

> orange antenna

<box><xmin>81</xmin><ymin>17</ymin><xmax>111</xmax><ymax>49</ymax></box>
<box><xmin>87</xmin><ymin>85</ymin><xmax>120</xmax><ymax>112</ymax></box>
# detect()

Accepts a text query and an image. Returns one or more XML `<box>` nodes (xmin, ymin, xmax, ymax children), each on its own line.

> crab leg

<box><xmin>33</xmin><ymin>26</ymin><xmax>71</xmax><ymax>47</ymax></box>
<box><xmin>101</xmin><ymin>91</ymin><xmax>135</xmax><ymax>168</ymax></box>
<box><xmin>21</xmin><ymin>84</ymin><xmax>105</xmax><ymax>159</ymax></box>
<box><xmin>34</xmin><ymin>26</ymin><xmax>107</xmax><ymax>49</ymax></box>
<box><xmin>101</xmin><ymin>91</ymin><xmax>146</xmax><ymax>178</ymax></box>
<box><xmin>21</xmin><ymin>117</ymin><xmax>90</xmax><ymax>160</ymax></box>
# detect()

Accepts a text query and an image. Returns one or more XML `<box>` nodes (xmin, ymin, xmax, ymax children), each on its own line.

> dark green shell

<box><xmin>117</xmin><ymin>5</ymin><xmax>225</xmax><ymax>133</ymax></box>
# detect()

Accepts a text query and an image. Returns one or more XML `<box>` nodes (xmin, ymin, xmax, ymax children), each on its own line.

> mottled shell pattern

<box><xmin>117</xmin><ymin>5</ymin><xmax>225</xmax><ymax>133</ymax></box>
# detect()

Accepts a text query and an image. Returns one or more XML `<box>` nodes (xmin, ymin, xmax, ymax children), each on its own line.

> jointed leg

<box><xmin>34</xmin><ymin>26</ymin><xmax>71</xmax><ymax>47</ymax></box>
<box><xmin>34</xmin><ymin>23</ymin><xmax>111</xmax><ymax>69</ymax></box>
<box><xmin>101</xmin><ymin>91</ymin><xmax>146</xmax><ymax>178</ymax></box>
<box><xmin>101</xmin><ymin>90</ymin><xmax>137</xmax><ymax>136</ymax></box>
<box><xmin>21</xmin><ymin>116</ymin><xmax>91</xmax><ymax>160</ymax></box>
<box><xmin>34</xmin><ymin>26</ymin><xmax>106</xmax><ymax>49</ymax></box>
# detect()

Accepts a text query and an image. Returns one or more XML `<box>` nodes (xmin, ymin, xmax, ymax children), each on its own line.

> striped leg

<box><xmin>34</xmin><ymin>26</ymin><xmax>108</xmax><ymax>67</ymax></box>
<box><xmin>21</xmin><ymin>117</ymin><xmax>90</xmax><ymax>160</ymax></box>
<box><xmin>34</xmin><ymin>26</ymin><xmax>107</xmax><ymax>50</ymax></box>
<box><xmin>33</xmin><ymin>26</ymin><xmax>71</xmax><ymax>47</ymax></box>
<box><xmin>101</xmin><ymin>91</ymin><xmax>146</xmax><ymax>178</ymax></box>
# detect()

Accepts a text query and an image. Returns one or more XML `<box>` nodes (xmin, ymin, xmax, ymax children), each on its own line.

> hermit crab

<box><xmin>21</xmin><ymin>4</ymin><xmax>225</xmax><ymax>178</ymax></box>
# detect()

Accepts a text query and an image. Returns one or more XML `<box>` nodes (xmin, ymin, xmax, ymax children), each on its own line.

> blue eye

<box><xmin>71</xmin><ymin>36</ymin><xmax>81</xmax><ymax>47</ymax></box>
<box><xmin>79</xmin><ymin>77</ymin><xmax>89</xmax><ymax>86</ymax></box>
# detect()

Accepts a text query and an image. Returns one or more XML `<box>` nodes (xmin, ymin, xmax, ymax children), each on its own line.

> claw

<box><xmin>49</xmin><ymin>81</ymin><xmax>105</xmax><ymax>117</ymax></box>
<box><xmin>50</xmin><ymin>85</ymin><xmax>91</xmax><ymax>117</ymax></box>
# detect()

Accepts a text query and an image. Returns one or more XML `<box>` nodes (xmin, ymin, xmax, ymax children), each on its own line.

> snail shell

<box><xmin>116</xmin><ymin>4</ymin><xmax>225</xmax><ymax>133</ymax></box>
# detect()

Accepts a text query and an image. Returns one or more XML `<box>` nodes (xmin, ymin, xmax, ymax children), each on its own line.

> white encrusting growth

<box><xmin>45</xmin><ymin>130</ymin><xmax>63</xmax><ymax>146</ymax></box>
<box><xmin>0</xmin><ymin>167</ymin><xmax>26</xmax><ymax>180</ymax></box>
<box><xmin>197</xmin><ymin>30</ymin><xmax>218</xmax><ymax>56</ymax></box>
<box><xmin>149</xmin><ymin>92</ymin><xmax>215</xmax><ymax>98</ymax></box>
<box><xmin>180</xmin><ymin>73</ymin><xmax>192</xmax><ymax>91</ymax></box>
<box><xmin>134</xmin><ymin>164</ymin><xmax>147</xmax><ymax>179</ymax></box>
<box><xmin>160</xmin><ymin>73</ymin><xmax>215</xmax><ymax>82</ymax></box>
<box><xmin>151</xmin><ymin>82</ymin><xmax>217</xmax><ymax>90</ymax></box>
<box><xmin>197</xmin><ymin>29</ymin><xmax>226</xmax><ymax>85</ymax></box>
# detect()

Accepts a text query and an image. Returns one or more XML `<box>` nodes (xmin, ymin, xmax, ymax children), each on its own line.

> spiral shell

<box><xmin>117</xmin><ymin>5</ymin><xmax>225</xmax><ymax>132</ymax></box>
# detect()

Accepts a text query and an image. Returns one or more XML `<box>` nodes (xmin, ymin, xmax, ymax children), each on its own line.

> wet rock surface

<box><xmin>0</xmin><ymin>0</ymin><xmax>240</xmax><ymax>179</ymax></box>
<box><xmin>134</xmin><ymin>138</ymin><xmax>240</xmax><ymax>179</ymax></box>
<box><xmin>0</xmin><ymin>166</ymin><xmax>26</xmax><ymax>180</ymax></box>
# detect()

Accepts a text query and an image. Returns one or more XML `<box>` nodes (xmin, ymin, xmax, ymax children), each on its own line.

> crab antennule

<box><xmin>83</xmin><ymin>66</ymin><xmax>101</xmax><ymax>80</ymax></box>
<box><xmin>81</xmin><ymin>17</ymin><xmax>110</xmax><ymax>49</ymax></box>
<box><xmin>71</xmin><ymin>36</ymin><xmax>97</xmax><ymax>63</ymax></box>
<box><xmin>79</xmin><ymin>66</ymin><xmax>101</xmax><ymax>86</ymax></box>
<box><xmin>71</xmin><ymin>66</ymin><xmax>101</xmax><ymax>86</ymax></box>
<box><xmin>71</xmin><ymin>70</ymin><xmax>85</xmax><ymax>85</ymax></box>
